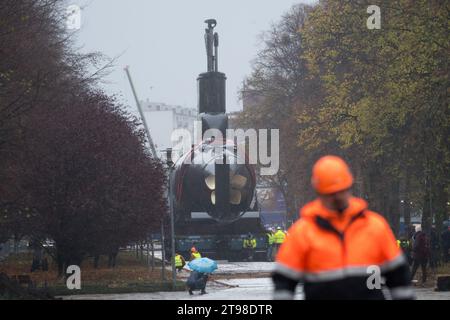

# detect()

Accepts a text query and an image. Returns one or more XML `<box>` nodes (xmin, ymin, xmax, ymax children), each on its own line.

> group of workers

<box><xmin>174</xmin><ymin>246</ymin><xmax>201</xmax><ymax>273</ymax></box>
<box><xmin>241</xmin><ymin>226</ymin><xmax>287</xmax><ymax>262</ymax></box>
<box><xmin>266</xmin><ymin>227</ymin><xmax>287</xmax><ymax>262</ymax></box>
<box><xmin>177</xmin><ymin>228</ymin><xmax>286</xmax><ymax>295</ymax></box>
<box><xmin>176</xmin><ymin>227</ymin><xmax>287</xmax><ymax>295</ymax></box>
<box><xmin>175</xmin><ymin>228</ymin><xmax>286</xmax><ymax>273</ymax></box>
<box><xmin>175</xmin><ymin>246</ymin><xmax>209</xmax><ymax>295</ymax></box>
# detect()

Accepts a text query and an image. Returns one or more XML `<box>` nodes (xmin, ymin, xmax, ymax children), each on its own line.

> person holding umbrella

<box><xmin>186</xmin><ymin>270</ymin><xmax>209</xmax><ymax>295</ymax></box>
<box><xmin>187</xmin><ymin>257</ymin><xmax>218</xmax><ymax>295</ymax></box>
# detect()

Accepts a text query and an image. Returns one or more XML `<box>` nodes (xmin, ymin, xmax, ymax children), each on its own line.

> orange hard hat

<box><xmin>311</xmin><ymin>156</ymin><xmax>354</xmax><ymax>194</ymax></box>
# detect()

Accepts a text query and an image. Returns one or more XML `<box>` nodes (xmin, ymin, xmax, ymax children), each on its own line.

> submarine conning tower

<box><xmin>197</xmin><ymin>19</ymin><xmax>228</xmax><ymax>136</ymax></box>
<box><xmin>196</xmin><ymin>19</ymin><xmax>230</xmax><ymax>218</ymax></box>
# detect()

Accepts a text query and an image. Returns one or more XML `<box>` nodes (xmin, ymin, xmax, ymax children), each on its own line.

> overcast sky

<box><xmin>72</xmin><ymin>0</ymin><xmax>316</xmax><ymax>113</ymax></box>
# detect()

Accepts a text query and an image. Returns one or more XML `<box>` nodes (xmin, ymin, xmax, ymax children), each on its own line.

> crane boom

<box><xmin>124</xmin><ymin>66</ymin><xmax>158</xmax><ymax>158</ymax></box>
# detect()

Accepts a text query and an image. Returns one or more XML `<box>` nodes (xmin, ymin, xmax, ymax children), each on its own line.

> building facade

<box><xmin>141</xmin><ymin>100</ymin><xmax>197</xmax><ymax>157</ymax></box>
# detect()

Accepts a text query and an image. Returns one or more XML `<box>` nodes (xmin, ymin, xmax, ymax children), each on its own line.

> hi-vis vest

<box><xmin>191</xmin><ymin>252</ymin><xmax>201</xmax><ymax>260</ymax></box>
<box><xmin>274</xmin><ymin>197</ymin><xmax>412</xmax><ymax>300</ymax></box>
<box><xmin>267</xmin><ymin>233</ymin><xmax>275</xmax><ymax>245</ymax></box>
<box><xmin>397</xmin><ymin>239</ymin><xmax>410</xmax><ymax>249</ymax></box>
<box><xmin>175</xmin><ymin>254</ymin><xmax>183</xmax><ymax>267</ymax></box>
<box><xmin>243</xmin><ymin>238</ymin><xmax>257</xmax><ymax>249</ymax></box>
<box><xmin>274</xmin><ymin>230</ymin><xmax>286</xmax><ymax>244</ymax></box>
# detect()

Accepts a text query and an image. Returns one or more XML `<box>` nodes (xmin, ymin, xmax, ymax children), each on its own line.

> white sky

<box><xmin>71</xmin><ymin>0</ymin><xmax>316</xmax><ymax>113</ymax></box>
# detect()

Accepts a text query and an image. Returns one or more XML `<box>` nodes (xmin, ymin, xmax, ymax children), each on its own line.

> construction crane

<box><xmin>124</xmin><ymin>65</ymin><xmax>177</xmax><ymax>286</ymax></box>
<box><xmin>124</xmin><ymin>66</ymin><xmax>158</xmax><ymax>158</ymax></box>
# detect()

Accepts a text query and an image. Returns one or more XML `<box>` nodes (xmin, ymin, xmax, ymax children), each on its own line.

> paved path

<box><xmin>62</xmin><ymin>277</ymin><xmax>449</xmax><ymax>300</ymax></box>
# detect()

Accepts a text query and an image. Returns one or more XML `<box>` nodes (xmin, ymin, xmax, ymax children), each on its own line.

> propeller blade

<box><xmin>205</xmin><ymin>175</ymin><xmax>215</xmax><ymax>190</ymax></box>
<box><xmin>230</xmin><ymin>174</ymin><xmax>247</xmax><ymax>189</ymax></box>
<box><xmin>230</xmin><ymin>190</ymin><xmax>242</xmax><ymax>205</ymax></box>
<box><xmin>211</xmin><ymin>191</ymin><xmax>216</xmax><ymax>205</ymax></box>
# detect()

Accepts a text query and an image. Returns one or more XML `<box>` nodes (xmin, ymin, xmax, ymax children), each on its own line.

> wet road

<box><xmin>62</xmin><ymin>261</ymin><xmax>449</xmax><ymax>300</ymax></box>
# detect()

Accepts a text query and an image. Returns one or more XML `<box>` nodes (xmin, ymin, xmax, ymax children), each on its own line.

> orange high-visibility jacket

<box><xmin>273</xmin><ymin>197</ymin><xmax>414</xmax><ymax>300</ymax></box>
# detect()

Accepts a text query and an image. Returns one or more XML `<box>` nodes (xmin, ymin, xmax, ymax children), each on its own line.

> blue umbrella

<box><xmin>188</xmin><ymin>257</ymin><xmax>218</xmax><ymax>273</ymax></box>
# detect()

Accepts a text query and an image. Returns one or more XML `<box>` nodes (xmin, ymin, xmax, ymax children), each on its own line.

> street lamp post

<box><xmin>166</xmin><ymin>148</ymin><xmax>177</xmax><ymax>288</ymax></box>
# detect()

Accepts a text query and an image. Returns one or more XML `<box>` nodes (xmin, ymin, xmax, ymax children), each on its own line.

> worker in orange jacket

<box><xmin>272</xmin><ymin>155</ymin><xmax>414</xmax><ymax>300</ymax></box>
